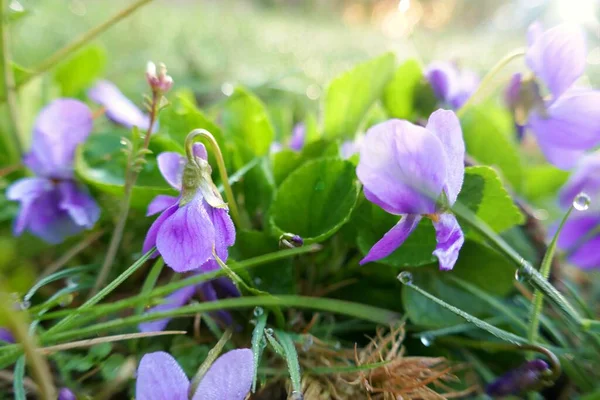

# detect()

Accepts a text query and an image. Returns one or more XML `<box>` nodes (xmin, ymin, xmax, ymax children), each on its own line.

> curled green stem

<box><xmin>457</xmin><ymin>47</ymin><xmax>526</xmax><ymax>118</ymax></box>
<box><xmin>185</xmin><ymin>129</ymin><xmax>242</xmax><ymax>227</ymax></box>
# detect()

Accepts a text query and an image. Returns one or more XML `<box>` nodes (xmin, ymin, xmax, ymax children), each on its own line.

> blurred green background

<box><xmin>11</xmin><ymin>0</ymin><xmax>600</xmax><ymax>101</ymax></box>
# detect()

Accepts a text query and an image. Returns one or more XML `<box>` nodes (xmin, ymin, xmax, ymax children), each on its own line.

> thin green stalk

<box><xmin>41</xmin><ymin>296</ymin><xmax>401</xmax><ymax>344</ymax></box>
<box><xmin>6</xmin><ymin>0</ymin><xmax>154</xmax><ymax>97</ymax></box>
<box><xmin>0</xmin><ymin>0</ymin><xmax>23</xmax><ymax>159</ymax></box>
<box><xmin>91</xmin><ymin>90</ymin><xmax>159</xmax><ymax>297</ymax></box>
<box><xmin>46</xmin><ymin>248</ymin><xmax>155</xmax><ymax>335</ymax></box>
<box><xmin>399</xmin><ymin>273</ymin><xmax>526</xmax><ymax>345</ymax></box>
<box><xmin>134</xmin><ymin>258</ymin><xmax>164</xmax><ymax>316</ymax></box>
<box><xmin>35</xmin><ymin>245</ymin><xmax>320</xmax><ymax>324</ymax></box>
<box><xmin>456</xmin><ymin>47</ymin><xmax>525</xmax><ymax>118</ymax></box>
<box><xmin>451</xmin><ymin>202</ymin><xmax>583</xmax><ymax>326</ymax></box>
<box><xmin>527</xmin><ymin>206</ymin><xmax>574</xmax><ymax>351</ymax></box>
<box><xmin>185</xmin><ymin>129</ymin><xmax>243</xmax><ymax>227</ymax></box>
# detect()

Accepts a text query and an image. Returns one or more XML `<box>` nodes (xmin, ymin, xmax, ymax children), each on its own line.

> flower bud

<box><xmin>146</xmin><ymin>61</ymin><xmax>173</xmax><ymax>93</ymax></box>
<box><xmin>280</xmin><ymin>233</ymin><xmax>304</xmax><ymax>248</ymax></box>
<box><xmin>486</xmin><ymin>359</ymin><xmax>551</xmax><ymax>397</ymax></box>
<box><xmin>58</xmin><ymin>388</ymin><xmax>76</xmax><ymax>400</ymax></box>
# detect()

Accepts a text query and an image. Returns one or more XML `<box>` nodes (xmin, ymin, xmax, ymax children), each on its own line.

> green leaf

<box><xmin>452</xmin><ymin>241</ymin><xmax>516</xmax><ymax>296</ymax></box>
<box><xmin>221</xmin><ymin>87</ymin><xmax>275</xmax><ymax>157</ymax></box>
<box><xmin>234</xmin><ymin>230</ymin><xmax>294</xmax><ymax>294</ymax></box>
<box><xmin>100</xmin><ymin>353</ymin><xmax>126</xmax><ymax>381</ymax></box>
<box><xmin>323</xmin><ymin>53</ymin><xmax>395</xmax><ymax>139</ymax></box>
<box><xmin>157</xmin><ymin>90</ymin><xmax>224</xmax><ymax>152</ymax></box>
<box><xmin>355</xmin><ymin>200</ymin><xmax>436</xmax><ymax>268</ymax></box>
<box><xmin>54</xmin><ymin>45</ymin><xmax>106</xmax><ymax>97</ymax></box>
<box><xmin>523</xmin><ymin>165</ymin><xmax>570</xmax><ymax>200</ymax></box>
<box><xmin>274</xmin><ymin>330</ymin><xmax>302</xmax><ymax>393</ymax></box>
<box><xmin>270</xmin><ymin>159</ymin><xmax>360</xmax><ymax>243</ymax></box>
<box><xmin>382</xmin><ymin>59</ymin><xmax>435</xmax><ymax>120</ymax></box>
<box><xmin>74</xmin><ymin>132</ymin><xmax>177</xmax><ymax>210</ymax></box>
<box><xmin>457</xmin><ymin>166</ymin><xmax>524</xmax><ymax>233</ymax></box>
<box><xmin>271</xmin><ymin>139</ymin><xmax>339</xmax><ymax>186</ymax></box>
<box><xmin>460</xmin><ymin>105</ymin><xmax>523</xmax><ymax>190</ymax></box>
<box><xmin>13</xmin><ymin>356</ymin><xmax>26</xmax><ymax>400</ymax></box>
<box><xmin>251</xmin><ymin>311</ymin><xmax>268</xmax><ymax>392</ymax></box>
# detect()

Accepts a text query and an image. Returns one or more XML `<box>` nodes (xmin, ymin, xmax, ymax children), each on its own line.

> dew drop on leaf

<box><xmin>253</xmin><ymin>307</ymin><xmax>264</xmax><ymax>317</ymax></box>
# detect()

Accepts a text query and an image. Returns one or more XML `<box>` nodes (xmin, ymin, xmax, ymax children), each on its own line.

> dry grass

<box><xmin>297</xmin><ymin>325</ymin><xmax>480</xmax><ymax>399</ymax></box>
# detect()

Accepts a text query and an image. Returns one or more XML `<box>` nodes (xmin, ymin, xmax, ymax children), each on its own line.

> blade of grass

<box><xmin>41</xmin><ymin>296</ymin><xmax>401</xmax><ymax>344</ymax></box>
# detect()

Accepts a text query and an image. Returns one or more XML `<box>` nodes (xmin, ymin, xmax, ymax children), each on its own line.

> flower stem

<box><xmin>457</xmin><ymin>48</ymin><xmax>526</xmax><ymax>118</ymax></box>
<box><xmin>90</xmin><ymin>91</ymin><xmax>159</xmax><ymax>298</ymax></box>
<box><xmin>185</xmin><ymin>128</ymin><xmax>243</xmax><ymax>227</ymax></box>
<box><xmin>527</xmin><ymin>206</ymin><xmax>574</xmax><ymax>354</ymax></box>
<box><xmin>0</xmin><ymin>0</ymin><xmax>23</xmax><ymax>160</ymax></box>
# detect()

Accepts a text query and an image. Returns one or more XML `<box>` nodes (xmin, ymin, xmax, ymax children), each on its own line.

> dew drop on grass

<box><xmin>265</xmin><ymin>328</ymin><xmax>274</xmax><ymax>336</ymax></box>
<box><xmin>573</xmin><ymin>192</ymin><xmax>591</xmax><ymax>211</ymax></box>
<box><xmin>420</xmin><ymin>335</ymin><xmax>434</xmax><ymax>347</ymax></box>
<box><xmin>397</xmin><ymin>271</ymin><xmax>413</xmax><ymax>285</ymax></box>
<box><xmin>302</xmin><ymin>335</ymin><xmax>313</xmax><ymax>351</ymax></box>
<box><xmin>289</xmin><ymin>391</ymin><xmax>304</xmax><ymax>400</ymax></box>
<box><xmin>253</xmin><ymin>307</ymin><xmax>264</xmax><ymax>317</ymax></box>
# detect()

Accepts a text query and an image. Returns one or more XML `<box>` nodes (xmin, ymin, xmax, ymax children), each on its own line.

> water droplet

<box><xmin>265</xmin><ymin>328</ymin><xmax>274</xmax><ymax>336</ymax></box>
<box><xmin>221</xmin><ymin>82</ymin><xmax>234</xmax><ymax>97</ymax></box>
<box><xmin>289</xmin><ymin>391</ymin><xmax>304</xmax><ymax>400</ymax></box>
<box><xmin>19</xmin><ymin>300</ymin><xmax>30</xmax><ymax>310</ymax></box>
<box><xmin>397</xmin><ymin>271</ymin><xmax>413</xmax><ymax>285</ymax></box>
<box><xmin>66</xmin><ymin>277</ymin><xmax>79</xmax><ymax>288</ymax></box>
<box><xmin>9</xmin><ymin>0</ymin><xmax>23</xmax><ymax>12</ymax></box>
<box><xmin>253</xmin><ymin>307</ymin><xmax>264</xmax><ymax>317</ymax></box>
<box><xmin>515</xmin><ymin>269</ymin><xmax>524</xmax><ymax>282</ymax></box>
<box><xmin>573</xmin><ymin>192</ymin><xmax>591</xmax><ymax>211</ymax></box>
<box><xmin>515</xmin><ymin>264</ymin><xmax>532</xmax><ymax>282</ymax></box>
<box><xmin>302</xmin><ymin>335</ymin><xmax>313</xmax><ymax>351</ymax></box>
<box><xmin>420</xmin><ymin>335</ymin><xmax>434</xmax><ymax>347</ymax></box>
<box><xmin>254</xmin><ymin>277</ymin><xmax>262</xmax><ymax>285</ymax></box>
<box><xmin>120</xmin><ymin>138</ymin><xmax>128</xmax><ymax>146</ymax></box>
<box><xmin>333</xmin><ymin>341</ymin><xmax>341</xmax><ymax>350</ymax></box>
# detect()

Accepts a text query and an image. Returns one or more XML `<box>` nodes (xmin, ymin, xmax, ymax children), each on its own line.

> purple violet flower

<box><xmin>425</xmin><ymin>61</ymin><xmax>479</xmax><ymax>109</ymax></box>
<box><xmin>486</xmin><ymin>359</ymin><xmax>550</xmax><ymax>397</ymax></box>
<box><xmin>545</xmin><ymin>152</ymin><xmax>600</xmax><ymax>269</ymax></box>
<box><xmin>558</xmin><ymin>151</ymin><xmax>600</xmax><ymax>209</ymax></box>
<box><xmin>556</xmin><ymin>213</ymin><xmax>600</xmax><ymax>269</ymax></box>
<box><xmin>0</xmin><ymin>327</ymin><xmax>14</xmax><ymax>343</ymax></box>
<box><xmin>88</xmin><ymin>80</ymin><xmax>157</xmax><ymax>132</ymax></box>
<box><xmin>288</xmin><ymin>123</ymin><xmax>306</xmax><ymax>151</ymax></box>
<box><xmin>136</xmin><ymin>349</ymin><xmax>254</xmax><ymax>400</ymax></box>
<box><xmin>356</xmin><ymin>110</ymin><xmax>465</xmax><ymax>270</ymax></box>
<box><xmin>6</xmin><ymin>99</ymin><xmax>100</xmax><ymax>244</ymax></box>
<box><xmin>142</xmin><ymin>143</ymin><xmax>236</xmax><ymax>272</ymax></box>
<box><xmin>138</xmin><ymin>260</ymin><xmax>239</xmax><ymax>332</ymax></box>
<box><xmin>509</xmin><ymin>22</ymin><xmax>600</xmax><ymax>170</ymax></box>
<box><xmin>270</xmin><ymin>123</ymin><xmax>306</xmax><ymax>154</ymax></box>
